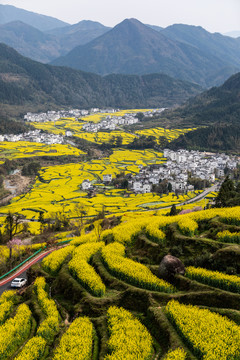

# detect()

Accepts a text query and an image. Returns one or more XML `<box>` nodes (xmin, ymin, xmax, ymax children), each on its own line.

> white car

<box><xmin>10</xmin><ymin>278</ymin><xmax>27</xmax><ymax>288</ymax></box>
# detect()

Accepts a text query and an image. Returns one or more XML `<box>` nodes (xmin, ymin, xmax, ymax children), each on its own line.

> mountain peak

<box><xmin>114</xmin><ymin>18</ymin><xmax>150</xmax><ymax>30</ymax></box>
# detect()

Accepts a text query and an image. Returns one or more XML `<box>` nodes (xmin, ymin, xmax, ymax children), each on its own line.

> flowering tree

<box><xmin>7</xmin><ymin>238</ymin><xmax>23</xmax><ymax>261</ymax></box>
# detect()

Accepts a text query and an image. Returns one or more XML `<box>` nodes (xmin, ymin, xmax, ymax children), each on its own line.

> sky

<box><xmin>1</xmin><ymin>0</ymin><xmax>240</xmax><ymax>33</ymax></box>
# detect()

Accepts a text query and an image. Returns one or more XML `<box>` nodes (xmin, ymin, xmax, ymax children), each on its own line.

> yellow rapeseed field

<box><xmin>165</xmin><ymin>300</ymin><xmax>240</xmax><ymax>360</ymax></box>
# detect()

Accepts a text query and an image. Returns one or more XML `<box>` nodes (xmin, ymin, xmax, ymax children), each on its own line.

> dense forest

<box><xmin>215</xmin><ymin>176</ymin><xmax>240</xmax><ymax>207</ymax></box>
<box><xmin>168</xmin><ymin>124</ymin><xmax>240</xmax><ymax>153</ymax></box>
<box><xmin>0</xmin><ymin>43</ymin><xmax>202</xmax><ymax>120</ymax></box>
<box><xmin>0</xmin><ymin>117</ymin><xmax>32</xmax><ymax>134</ymax></box>
<box><xmin>159</xmin><ymin>72</ymin><xmax>240</xmax><ymax>127</ymax></box>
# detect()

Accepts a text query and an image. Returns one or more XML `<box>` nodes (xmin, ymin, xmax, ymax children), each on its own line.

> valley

<box><xmin>0</xmin><ymin>101</ymin><xmax>239</xmax><ymax>360</ymax></box>
<box><xmin>0</xmin><ymin>3</ymin><xmax>240</xmax><ymax>359</ymax></box>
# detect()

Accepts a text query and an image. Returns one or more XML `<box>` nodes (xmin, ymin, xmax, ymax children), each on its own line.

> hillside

<box><xmin>168</xmin><ymin>124</ymin><xmax>240</xmax><ymax>153</ymax></box>
<box><xmin>158</xmin><ymin>72</ymin><xmax>240</xmax><ymax>128</ymax></box>
<box><xmin>0</xmin><ymin>4</ymin><xmax>68</xmax><ymax>31</ymax></box>
<box><xmin>0</xmin><ymin>43</ymin><xmax>202</xmax><ymax>119</ymax></box>
<box><xmin>51</xmin><ymin>18</ymin><xmax>240</xmax><ymax>87</ymax></box>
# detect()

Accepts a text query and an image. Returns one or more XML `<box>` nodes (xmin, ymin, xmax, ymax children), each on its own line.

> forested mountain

<box><xmin>160</xmin><ymin>72</ymin><xmax>240</xmax><ymax>127</ymax></box>
<box><xmin>168</xmin><ymin>124</ymin><xmax>240</xmax><ymax>153</ymax></box>
<box><xmin>0</xmin><ymin>21</ymin><xmax>63</xmax><ymax>63</ymax></box>
<box><xmin>0</xmin><ymin>4</ymin><xmax>68</xmax><ymax>31</ymax></box>
<box><xmin>0</xmin><ymin>43</ymin><xmax>202</xmax><ymax>119</ymax></box>
<box><xmin>51</xmin><ymin>18</ymin><xmax>240</xmax><ymax>87</ymax></box>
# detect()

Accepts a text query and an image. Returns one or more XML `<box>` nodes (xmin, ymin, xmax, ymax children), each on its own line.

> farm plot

<box><xmin>0</xmin><ymin>141</ymin><xmax>84</xmax><ymax>161</ymax></box>
<box><xmin>136</xmin><ymin>127</ymin><xmax>196</xmax><ymax>143</ymax></box>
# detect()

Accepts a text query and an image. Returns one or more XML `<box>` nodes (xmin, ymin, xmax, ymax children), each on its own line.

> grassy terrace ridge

<box><xmin>0</xmin><ymin>206</ymin><xmax>240</xmax><ymax>359</ymax></box>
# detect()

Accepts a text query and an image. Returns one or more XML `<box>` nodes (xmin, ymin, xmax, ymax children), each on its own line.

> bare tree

<box><xmin>4</xmin><ymin>212</ymin><xmax>26</xmax><ymax>241</ymax></box>
<box><xmin>74</xmin><ymin>203</ymin><xmax>88</xmax><ymax>235</ymax></box>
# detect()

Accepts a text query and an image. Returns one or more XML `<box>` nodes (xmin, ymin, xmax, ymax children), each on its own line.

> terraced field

<box><xmin>136</xmin><ymin>127</ymin><xmax>196</xmax><ymax>143</ymax></box>
<box><xmin>0</xmin><ymin>142</ymin><xmax>85</xmax><ymax>162</ymax></box>
<box><xmin>0</xmin><ymin>205</ymin><xmax>239</xmax><ymax>359</ymax></box>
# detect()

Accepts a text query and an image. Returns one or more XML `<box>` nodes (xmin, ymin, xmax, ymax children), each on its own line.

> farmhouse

<box><xmin>81</xmin><ymin>180</ymin><xmax>92</xmax><ymax>190</ymax></box>
<box><xmin>103</xmin><ymin>174</ymin><xmax>112</xmax><ymax>183</ymax></box>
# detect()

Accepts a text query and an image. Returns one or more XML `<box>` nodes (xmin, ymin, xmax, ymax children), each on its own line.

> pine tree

<box><xmin>215</xmin><ymin>176</ymin><xmax>235</xmax><ymax>207</ymax></box>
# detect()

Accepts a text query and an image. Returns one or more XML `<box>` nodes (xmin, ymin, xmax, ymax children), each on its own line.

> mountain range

<box><xmin>0</xmin><ymin>43</ymin><xmax>202</xmax><ymax>119</ymax></box>
<box><xmin>1</xmin><ymin>5</ymin><xmax>240</xmax><ymax>87</ymax></box>
<box><xmin>51</xmin><ymin>18</ymin><xmax>240</xmax><ymax>88</ymax></box>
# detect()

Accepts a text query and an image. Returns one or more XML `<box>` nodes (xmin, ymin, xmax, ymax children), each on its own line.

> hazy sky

<box><xmin>1</xmin><ymin>0</ymin><xmax>240</xmax><ymax>33</ymax></box>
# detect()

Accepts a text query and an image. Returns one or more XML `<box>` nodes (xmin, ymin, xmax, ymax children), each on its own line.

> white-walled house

<box><xmin>142</xmin><ymin>183</ymin><xmax>152</xmax><ymax>193</ymax></box>
<box><xmin>81</xmin><ymin>179</ymin><xmax>92</xmax><ymax>190</ymax></box>
<box><xmin>133</xmin><ymin>181</ymin><xmax>143</xmax><ymax>192</ymax></box>
<box><xmin>103</xmin><ymin>174</ymin><xmax>112</xmax><ymax>183</ymax></box>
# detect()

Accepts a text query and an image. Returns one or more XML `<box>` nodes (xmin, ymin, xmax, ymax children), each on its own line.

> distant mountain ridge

<box><xmin>1</xmin><ymin>4</ymin><xmax>240</xmax><ymax>87</ymax></box>
<box><xmin>51</xmin><ymin>18</ymin><xmax>240</xmax><ymax>87</ymax></box>
<box><xmin>0</xmin><ymin>43</ymin><xmax>202</xmax><ymax>118</ymax></box>
<box><xmin>46</xmin><ymin>20</ymin><xmax>111</xmax><ymax>54</ymax></box>
<box><xmin>0</xmin><ymin>19</ymin><xmax>111</xmax><ymax>63</ymax></box>
<box><xmin>0</xmin><ymin>4</ymin><xmax>68</xmax><ymax>31</ymax></box>
<box><xmin>0</xmin><ymin>21</ymin><xmax>63</xmax><ymax>63</ymax></box>
<box><xmin>161</xmin><ymin>24</ymin><xmax>240</xmax><ymax>68</ymax></box>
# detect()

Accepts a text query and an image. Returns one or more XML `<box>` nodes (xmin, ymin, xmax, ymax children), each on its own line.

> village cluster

<box><xmin>24</xmin><ymin>108</ymin><xmax>108</xmax><ymax>122</ymax></box>
<box><xmin>81</xmin><ymin>113</ymin><xmax>139</xmax><ymax>132</ymax></box>
<box><xmin>81</xmin><ymin>109</ymin><xmax>165</xmax><ymax>132</ymax></box>
<box><xmin>0</xmin><ymin>130</ymin><xmax>65</xmax><ymax>144</ymax></box>
<box><xmin>23</xmin><ymin>108</ymin><xmax>165</xmax><ymax>131</ymax></box>
<box><xmin>82</xmin><ymin>149</ymin><xmax>239</xmax><ymax>194</ymax></box>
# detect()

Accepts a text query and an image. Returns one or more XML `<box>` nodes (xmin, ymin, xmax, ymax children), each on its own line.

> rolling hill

<box><xmin>0</xmin><ymin>43</ymin><xmax>202</xmax><ymax>119</ymax></box>
<box><xmin>51</xmin><ymin>18</ymin><xmax>240</xmax><ymax>87</ymax></box>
